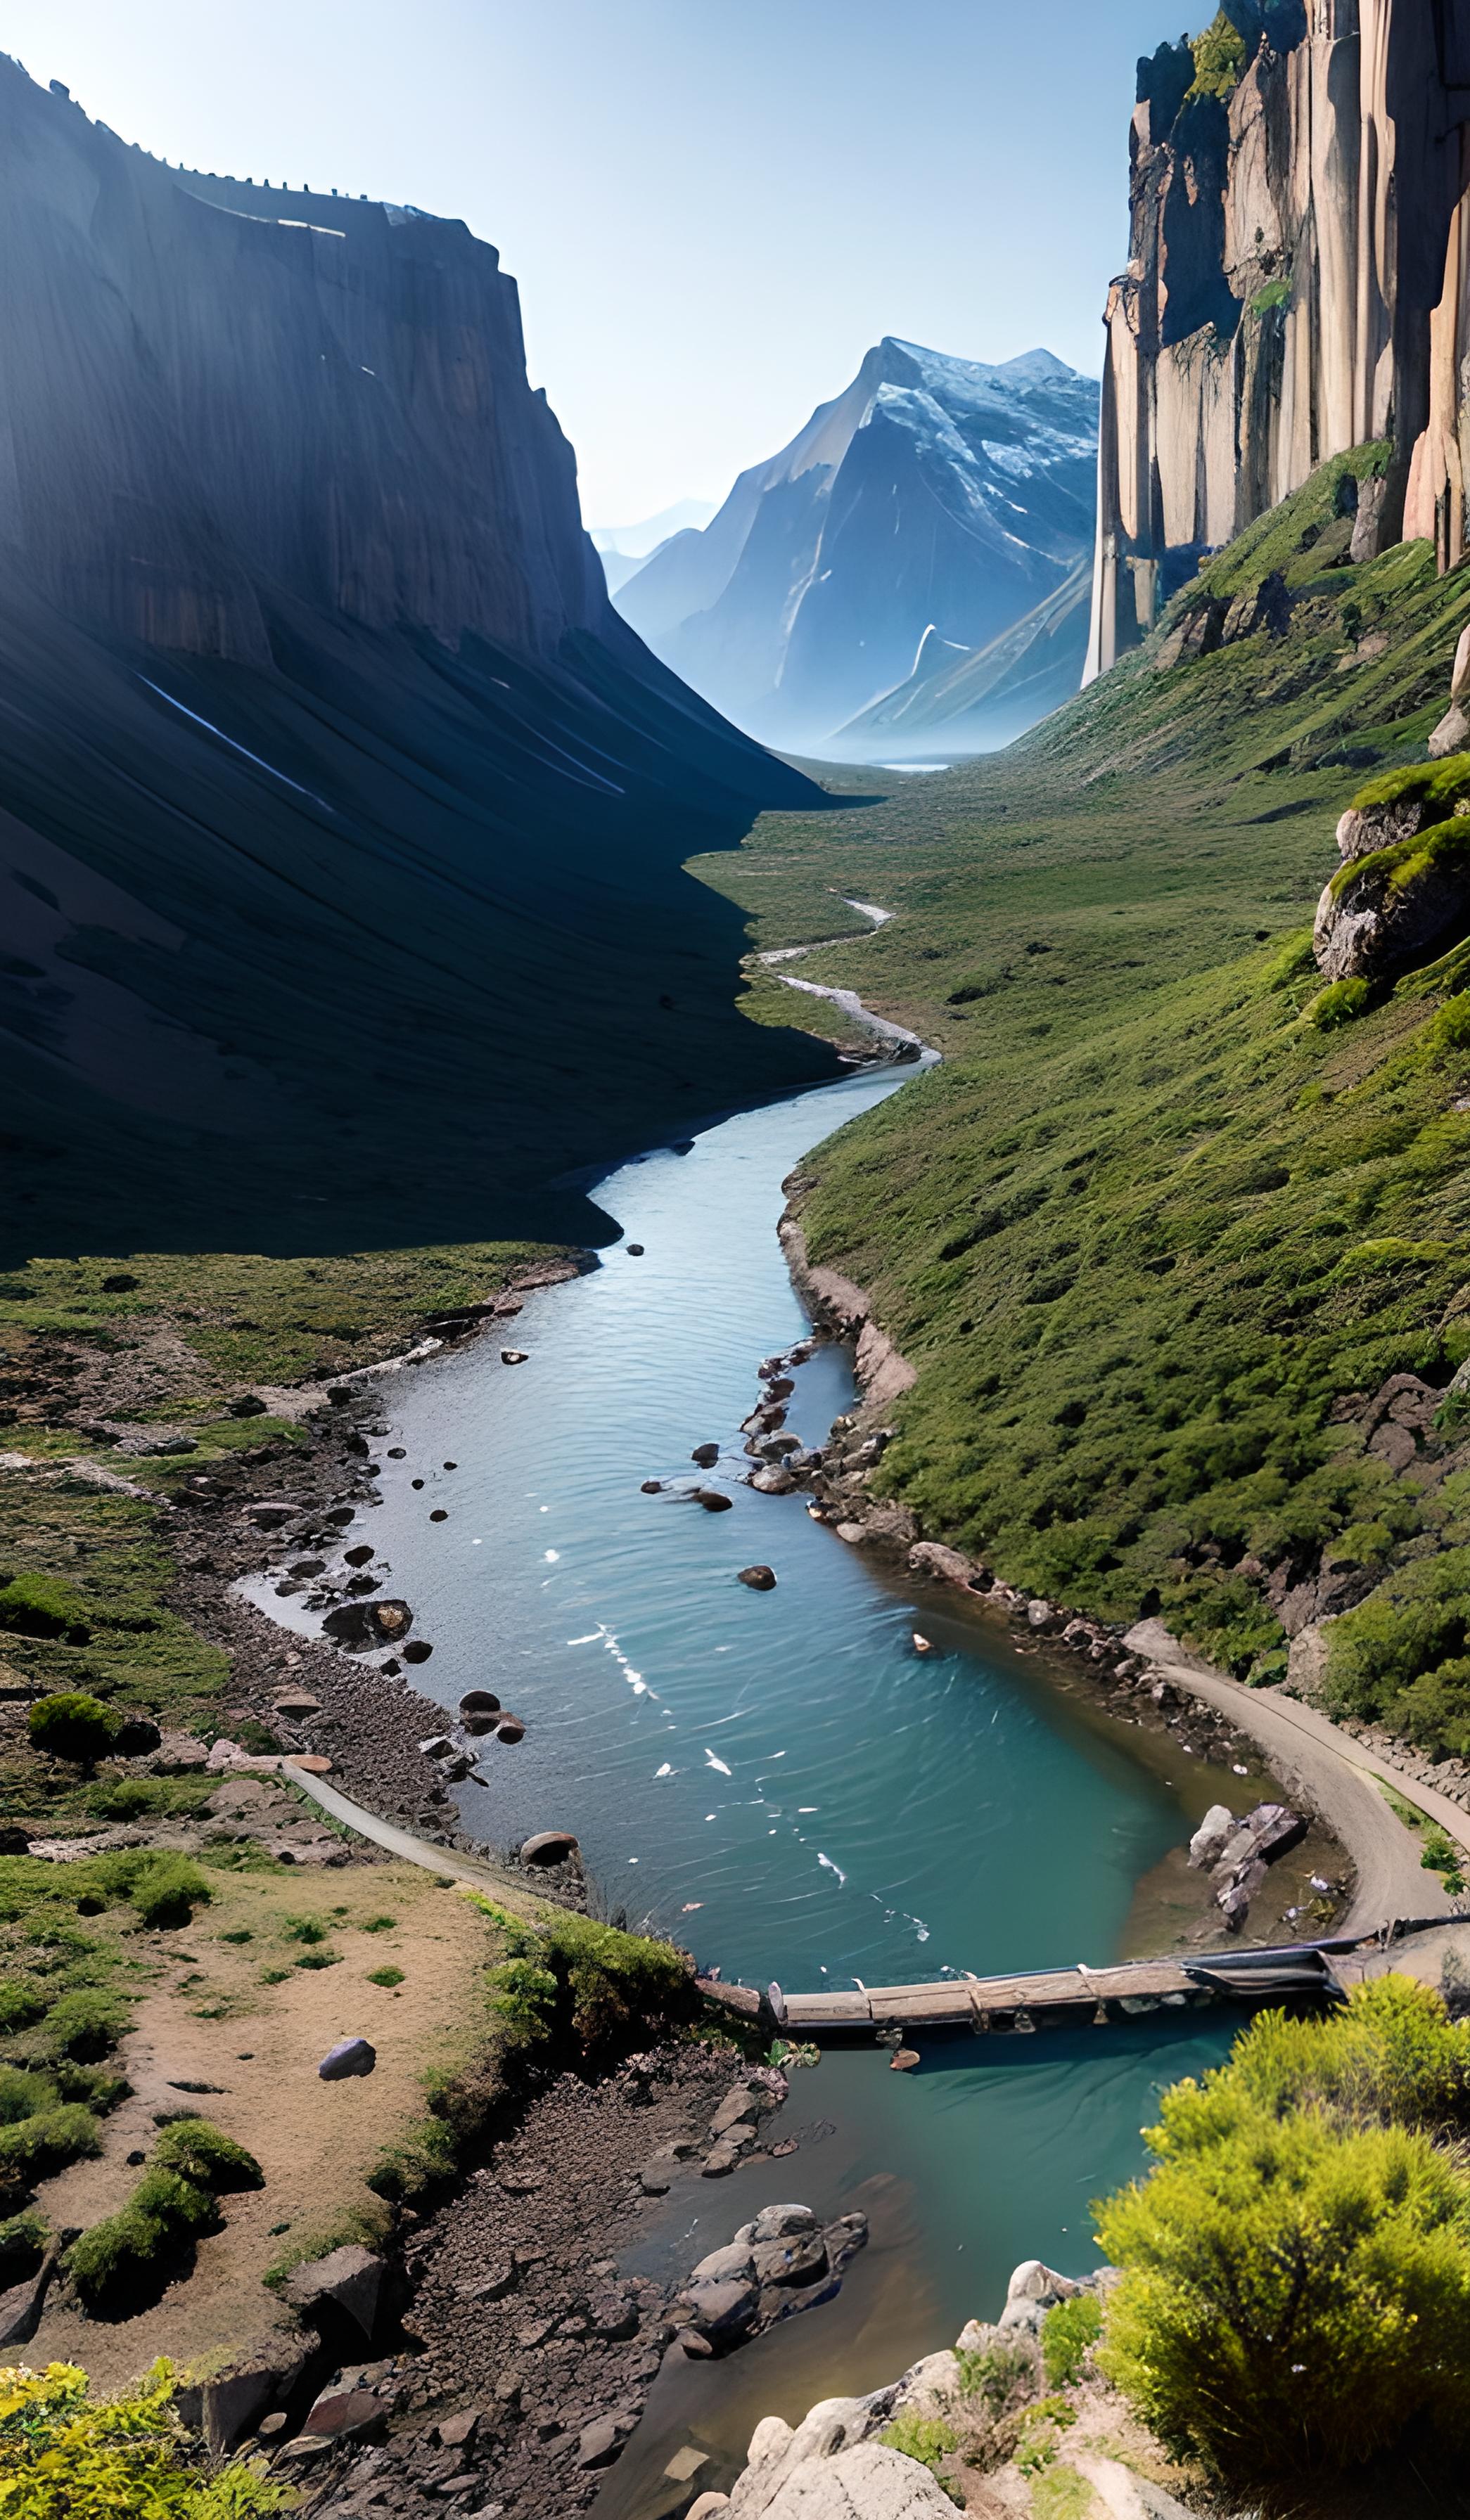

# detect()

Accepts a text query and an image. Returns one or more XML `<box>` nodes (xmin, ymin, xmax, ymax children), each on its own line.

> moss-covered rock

<box><xmin>1315</xmin><ymin>814</ymin><xmax>1470</xmax><ymax>979</ymax></box>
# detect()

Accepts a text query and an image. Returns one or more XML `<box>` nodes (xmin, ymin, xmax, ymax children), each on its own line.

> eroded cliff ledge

<box><xmin>1087</xmin><ymin>1</ymin><xmax>1470</xmax><ymax>681</ymax></box>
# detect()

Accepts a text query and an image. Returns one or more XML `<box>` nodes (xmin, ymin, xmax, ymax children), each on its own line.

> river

<box><xmin>352</xmin><ymin>1054</ymin><xmax>1237</xmax><ymax>2507</ymax></box>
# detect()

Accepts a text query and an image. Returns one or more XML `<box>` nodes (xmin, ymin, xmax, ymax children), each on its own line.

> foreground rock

<box><xmin>670</xmin><ymin>2204</ymin><xmax>869</xmax><ymax>2355</ymax></box>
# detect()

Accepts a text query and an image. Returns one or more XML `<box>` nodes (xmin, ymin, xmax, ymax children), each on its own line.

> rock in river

<box><xmin>693</xmin><ymin>1488</ymin><xmax>734</xmax><ymax>1513</ymax></box>
<box><xmin>738</xmin><ymin>1564</ymin><xmax>777</xmax><ymax>1590</ymax></box>
<box><xmin>520</xmin><ymin>1830</ymin><xmax>580</xmax><ymax>1868</ymax></box>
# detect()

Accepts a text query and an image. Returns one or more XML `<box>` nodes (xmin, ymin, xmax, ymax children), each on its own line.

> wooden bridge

<box><xmin>734</xmin><ymin>1922</ymin><xmax>1444</xmax><ymax>2040</ymax></box>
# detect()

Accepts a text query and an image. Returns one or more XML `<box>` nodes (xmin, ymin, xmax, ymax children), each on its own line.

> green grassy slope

<box><xmin>694</xmin><ymin>451</ymin><xmax>1470</xmax><ymax>1737</ymax></box>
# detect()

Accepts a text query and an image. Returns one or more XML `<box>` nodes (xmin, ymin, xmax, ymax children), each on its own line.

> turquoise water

<box><xmin>371</xmin><ymin>1062</ymin><xmax>1196</xmax><ymax>1991</ymax></box>
<box><xmin>362</xmin><ymin>1061</ymin><xmax>1234</xmax><ymax>2493</ymax></box>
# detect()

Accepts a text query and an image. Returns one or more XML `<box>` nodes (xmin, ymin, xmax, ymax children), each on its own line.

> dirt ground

<box><xmin>29</xmin><ymin>1857</ymin><xmax>498</xmax><ymax>2389</ymax></box>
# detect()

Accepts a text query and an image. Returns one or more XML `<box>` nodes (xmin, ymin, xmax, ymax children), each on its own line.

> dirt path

<box><xmin>1125</xmin><ymin>1619</ymin><xmax>1460</xmax><ymax>1934</ymax></box>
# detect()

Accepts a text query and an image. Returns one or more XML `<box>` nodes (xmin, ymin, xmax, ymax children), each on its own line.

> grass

<box><xmin>698</xmin><ymin>451</ymin><xmax>1470</xmax><ymax>1699</ymax></box>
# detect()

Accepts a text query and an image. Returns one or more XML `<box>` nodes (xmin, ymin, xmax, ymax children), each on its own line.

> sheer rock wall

<box><xmin>1086</xmin><ymin>1</ymin><xmax>1470</xmax><ymax>681</ymax></box>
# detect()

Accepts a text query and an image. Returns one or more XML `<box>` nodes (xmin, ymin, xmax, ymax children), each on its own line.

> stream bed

<box><xmin>344</xmin><ymin>1060</ymin><xmax>1240</xmax><ymax>2505</ymax></box>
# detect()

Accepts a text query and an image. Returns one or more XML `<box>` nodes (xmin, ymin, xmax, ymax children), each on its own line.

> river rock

<box><xmin>693</xmin><ymin>1488</ymin><xmax>734</xmax><ymax>1513</ymax></box>
<box><xmin>750</xmin><ymin>1467</ymin><xmax>795</xmax><ymax>1496</ymax></box>
<box><xmin>736</xmin><ymin>2204</ymin><xmax>818</xmax><ymax>2246</ymax></box>
<box><xmin>674</xmin><ymin>2276</ymin><xmax>760</xmax><ymax>2343</ymax></box>
<box><xmin>1188</xmin><ymin>1804</ymin><xmax>1234</xmax><ymax>1868</ymax></box>
<box><xmin>752</xmin><ymin>2230</ymin><xmax>828</xmax><ymax>2287</ymax></box>
<box><xmin>907</xmin><ymin>1542</ymin><xmax>973</xmax><ymax>1586</ymax></box>
<box><xmin>501</xmin><ymin>1349</ymin><xmax>529</xmax><ymax>1365</ymax></box>
<box><xmin>738</xmin><ymin>1565</ymin><xmax>777</xmax><ymax>1590</ymax></box>
<box><xmin>494</xmin><ymin>1716</ymin><xmax>525</xmax><ymax>1744</ymax></box>
<box><xmin>691</xmin><ymin>1443</ymin><xmax>721</xmax><ymax>1467</ymax></box>
<box><xmin>641</xmin><ymin>1479</ymin><xmax>663</xmax><ymax>1493</ymax></box>
<box><xmin>693</xmin><ymin>2241</ymin><xmax>758</xmax><ymax>2284</ymax></box>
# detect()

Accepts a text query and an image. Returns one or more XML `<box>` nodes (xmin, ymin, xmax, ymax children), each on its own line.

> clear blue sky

<box><xmin>4</xmin><ymin>0</ymin><xmax>1193</xmax><ymax>522</ymax></box>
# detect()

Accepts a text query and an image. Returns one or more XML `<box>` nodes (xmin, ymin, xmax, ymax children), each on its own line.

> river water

<box><xmin>352</xmin><ymin>1058</ymin><xmax>1235</xmax><ymax>2505</ymax></box>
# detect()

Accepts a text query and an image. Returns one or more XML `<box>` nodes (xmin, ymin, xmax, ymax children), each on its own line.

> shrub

<box><xmin>68</xmin><ymin>2165</ymin><xmax>217</xmax><ymax>2314</ymax></box>
<box><xmin>0</xmin><ymin>1982</ymin><xmax>45</xmax><ymax>2034</ymax></box>
<box><xmin>1187</xmin><ymin>8</ymin><xmax>1246</xmax><ymax>100</ymax></box>
<box><xmin>0</xmin><ymin>2066</ymin><xmax>53</xmax><ymax>2126</ymax></box>
<box><xmin>0</xmin><ymin>2103</ymin><xmax>101</xmax><ymax>2197</ymax></box>
<box><xmin>0</xmin><ymin>1576</ymin><xmax>91</xmax><ymax>1643</ymax></box>
<box><xmin>367</xmin><ymin>1965</ymin><xmax>404</xmax><ymax>1987</ymax></box>
<box><xmin>0</xmin><ymin>2358</ymin><xmax>292</xmax><ymax>2516</ymax></box>
<box><xmin>1323</xmin><ymin>1550</ymin><xmax>1470</xmax><ymax>1727</ymax></box>
<box><xmin>957</xmin><ymin>2338</ymin><xmax>1033</xmax><ymax>2413</ymax></box>
<box><xmin>486</xmin><ymin>1907</ymin><xmax>692</xmax><ymax>2058</ymax></box>
<box><xmin>1307</xmin><ymin>977</ymin><xmax>1371</xmax><ymax>1030</ymax></box>
<box><xmin>1095</xmin><ymin>1983</ymin><xmax>1470</xmax><ymax>2478</ymax></box>
<box><xmin>281</xmin><ymin>1913</ymin><xmax>328</xmax><ymax>1943</ymax></box>
<box><xmin>37</xmin><ymin>1988</ymin><xmax>129</xmax><ymax>2062</ymax></box>
<box><xmin>362</xmin><ymin>1914</ymin><xmax>398</xmax><ymax>1934</ymax></box>
<box><xmin>152</xmin><ymin>2116</ymin><xmax>263</xmax><ymax>2193</ymax></box>
<box><xmin>878</xmin><ymin>2413</ymin><xmax>959</xmax><ymax>2483</ymax></box>
<box><xmin>1042</xmin><ymin>2291</ymin><xmax>1104</xmax><ymax>2388</ymax></box>
<box><xmin>94</xmin><ymin>1849</ymin><xmax>211</xmax><ymax>1929</ymax></box>
<box><xmin>27</xmin><ymin>1691</ymin><xmax>115</xmax><ymax>1763</ymax></box>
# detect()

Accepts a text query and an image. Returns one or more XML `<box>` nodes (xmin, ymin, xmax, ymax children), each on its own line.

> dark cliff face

<box><xmin>0</xmin><ymin>63</ymin><xmax>837</xmax><ymax>1261</ymax></box>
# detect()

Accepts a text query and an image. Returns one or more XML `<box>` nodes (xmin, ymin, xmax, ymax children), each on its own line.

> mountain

<box><xmin>0</xmin><ymin>61</ymin><xmax>837</xmax><ymax>1264</ymax></box>
<box><xmin>834</xmin><ymin>557</ymin><xmax>1094</xmax><ymax>758</ymax></box>
<box><xmin>613</xmin><ymin>340</ymin><xmax>1099</xmax><ymax>751</ymax></box>
<box><xmin>590</xmin><ymin>499</ymin><xmax>717</xmax><ymax>558</ymax></box>
<box><xmin>1087</xmin><ymin>2</ymin><xmax>1470</xmax><ymax>677</ymax></box>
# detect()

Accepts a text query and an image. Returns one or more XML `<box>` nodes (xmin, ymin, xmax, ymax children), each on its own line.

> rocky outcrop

<box><xmin>1087</xmin><ymin>5</ymin><xmax>1470</xmax><ymax>679</ymax></box>
<box><xmin>1313</xmin><ymin>758</ymin><xmax>1470</xmax><ymax>977</ymax></box>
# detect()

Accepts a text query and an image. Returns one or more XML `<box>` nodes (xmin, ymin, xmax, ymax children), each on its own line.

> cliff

<box><xmin>616</xmin><ymin>342</ymin><xmax>1098</xmax><ymax>751</ymax></box>
<box><xmin>0</xmin><ymin>60</ymin><xmax>836</xmax><ymax>1261</ymax></box>
<box><xmin>1086</xmin><ymin>1</ymin><xmax>1470</xmax><ymax>681</ymax></box>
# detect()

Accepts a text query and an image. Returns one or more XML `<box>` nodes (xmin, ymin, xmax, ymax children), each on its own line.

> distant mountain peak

<box><xmin>614</xmin><ymin>336</ymin><xmax>1099</xmax><ymax>751</ymax></box>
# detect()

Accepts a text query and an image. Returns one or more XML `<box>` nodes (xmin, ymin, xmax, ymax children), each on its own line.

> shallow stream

<box><xmin>353</xmin><ymin>1058</ymin><xmax>1239</xmax><ymax>2505</ymax></box>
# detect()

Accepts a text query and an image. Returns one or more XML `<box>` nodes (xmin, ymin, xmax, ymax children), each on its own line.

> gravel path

<box><xmin>1125</xmin><ymin>1619</ymin><xmax>1459</xmax><ymax>1934</ymax></box>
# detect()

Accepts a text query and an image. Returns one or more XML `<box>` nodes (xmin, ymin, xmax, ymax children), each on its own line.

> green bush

<box><xmin>27</xmin><ymin>1692</ymin><xmax>115</xmax><ymax>1763</ymax></box>
<box><xmin>367</xmin><ymin>1965</ymin><xmax>404</xmax><ymax>1988</ymax></box>
<box><xmin>0</xmin><ymin>2104</ymin><xmax>101</xmax><ymax>2198</ymax></box>
<box><xmin>36</xmin><ymin>1988</ymin><xmax>128</xmax><ymax>2063</ymax></box>
<box><xmin>0</xmin><ymin>1576</ymin><xmax>91</xmax><ymax>1644</ymax></box>
<box><xmin>1308</xmin><ymin>977</ymin><xmax>1371</xmax><ymax>1031</ymax></box>
<box><xmin>1324</xmin><ymin>1550</ymin><xmax>1470</xmax><ymax>1736</ymax></box>
<box><xmin>878</xmin><ymin>2413</ymin><xmax>959</xmax><ymax>2486</ymax></box>
<box><xmin>152</xmin><ymin>2116</ymin><xmax>262</xmax><ymax>2194</ymax></box>
<box><xmin>1186</xmin><ymin>8</ymin><xmax>1246</xmax><ymax>99</ymax></box>
<box><xmin>0</xmin><ymin>1982</ymin><xmax>45</xmax><ymax>2035</ymax></box>
<box><xmin>281</xmin><ymin>1914</ymin><xmax>328</xmax><ymax>1944</ymax></box>
<box><xmin>94</xmin><ymin>1849</ymin><xmax>211</xmax><ymax>1929</ymax></box>
<box><xmin>0</xmin><ymin>2359</ymin><xmax>291</xmax><ymax>2516</ymax></box>
<box><xmin>68</xmin><ymin>2164</ymin><xmax>218</xmax><ymax>2313</ymax></box>
<box><xmin>1042</xmin><ymin>2291</ymin><xmax>1104</xmax><ymax>2388</ymax></box>
<box><xmin>0</xmin><ymin>2068</ymin><xmax>53</xmax><ymax>2126</ymax></box>
<box><xmin>957</xmin><ymin>2338</ymin><xmax>1033</xmax><ymax>2414</ymax></box>
<box><xmin>1095</xmin><ymin>1980</ymin><xmax>1470</xmax><ymax>2478</ymax></box>
<box><xmin>485</xmin><ymin>1907</ymin><xmax>691</xmax><ymax>2058</ymax></box>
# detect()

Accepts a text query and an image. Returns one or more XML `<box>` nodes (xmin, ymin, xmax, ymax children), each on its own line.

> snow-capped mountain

<box><xmin>614</xmin><ymin>340</ymin><xmax>1099</xmax><ymax>750</ymax></box>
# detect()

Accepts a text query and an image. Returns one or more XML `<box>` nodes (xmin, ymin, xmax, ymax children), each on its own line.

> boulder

<box><xmin>318</xmin><ymin>2037</ymin><xmax>376</xmax><ymax>2082</ymax></box>
<box><xmin>501</xmin><ymin>1349</ymin><xmax>529</xmax><ymax>1365</ymax></box>
<box><xmin>494</xmin><ymin>1716</ymin><xmax>525</xmax><ymax>1744</ymax></box>
<box><xmin>997</xmin><ymin>2258</ymin><xmax>1082</xmax><ymax>2334</ymax></box>
<box><xmin>576</xmin><ymin>2417</ymin><xmax>622</xmax><ymax>2469</ymax></box>
<box><xmin>301</xmin><ymin>2388</ymin><xmax>388</xmax><ymax>2446</ymax></box>
<box><xmin>906</xmin><ymin>1542</ymin><xmax>972</xmax><ymax>1586</ymax></box>
<box><xmin>1221</xmin><ymin>571</ymin><xmax>1291</xmax><ymax>644</ymax></box>
<box><xmin>692</xmin><ymin>2241</ymin><xmax>757</xmax><ymax>2284</ymax></box>
<box><xmin>520</xmin><ymin>1830</ymin><xmax>579</xmax><ymax>1868</ymax></box>
<box><xmin>283</xmin><ymin>2243</ymin><xmax>385</xmax><ymax>2340</ymax></box>
<box><xmin>323</xmin><ymin>1597</ymin><xmax>411</xmax><ymax>1651</ymax></box>
<box><xmin>694</xmin><ymin>1488</ymin><xmax>734</xmax><ymax>1513</ymax></box>
<box><xmin>1315</xmin><ymin>816</ymin><xmax>1470</xmax><ymax>980</ymax></box>
<box><xmin>750</xmin><ymin>1468</ymin><xmax>795</xmax><ymax>1496</ymax></box>
<box><xmin>676</xmin><ymin>2275</ymin><xmax>760</xmax><ymax>2342</ymax></box>
<box><xmin>1187</xmin><ymin>1804</ymin><xmax>1234</xmax><ymax>1868</ymax></box>
<box><xmin>174</xmin><ymin>2345</ymin><xmax>310</xmax><ymax>2454</ymax></box>
<box><xmin>691</xmin><ymin>1444</ymin><xmax>721</xmax><ymax>1467</ymax></box>
<box><xmin>243</xmin><ymin>1500</ymin><xmax>295</xmax><ymax>1529</ymax></box>
<box><xmin>737</xmin><ymin>2204</ymin><xmax>818</xmax><ymax>2246</ymax></box>
<box><xmin>272</xmin><ymin>1691</ymin><xmax>321</xmax><ymax>1720</ymax></box>
<box><xmin>738</xmin><ymin>1566</ymin><xmax>777</xmax><ymax>1590</ymax></box>
<box><xmin>752</xmin><ymin>2230</ymin><xmax>828</xmax><ymax>2287</ymax></box>
<box><xmin>724</xmin><ymin>2402</ymin><xmax>957</xmax><ymax>2520</ymax></box>
<box><xmin>437</xmin><ymin>2407</ymin><xmax>481</xmax><ymax>2450</ymax></box>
